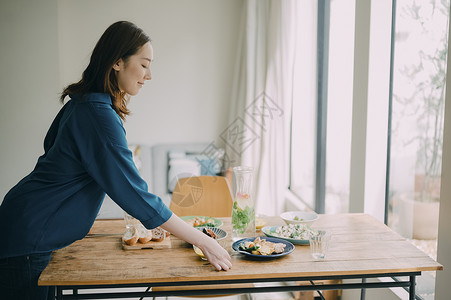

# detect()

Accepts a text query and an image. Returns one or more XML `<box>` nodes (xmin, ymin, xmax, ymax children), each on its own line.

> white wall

<box><xmin>434</xmin><ymin>4</ymin><xmax>451</xmax><ymax>298</ymax></box>
<box><xmin>58</xmin><ymin>0</ymin><xmax>241</xmax><ymax>146</ymax></box>
<box><xmin>0</xmin><ymin>0</ymin><xmax>242</xmax><ymax>200</ymax></box>
<box><xmin>0</xmin><ymin>0</ymin><xmax>60</xmax><ymax>201</ymax></box>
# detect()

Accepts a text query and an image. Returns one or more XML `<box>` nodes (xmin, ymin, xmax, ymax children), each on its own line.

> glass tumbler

<box><xmin>309</xmin><ymin>231</ymin><xmax>330</xmax><ymax>259</ymax></box>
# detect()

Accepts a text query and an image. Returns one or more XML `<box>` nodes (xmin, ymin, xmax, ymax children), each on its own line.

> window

<box><xmin>387</xmin><ymin>0</ymin><xmax>449</xmax><ymax>298</ymax></box>
<box><xmin>289</xmin><ymin>1</ymin><xmax>318</xmax><ymax>210</ymax></box>
<box><xmin>289</xmin><ymin>0</ymin><xmax>355</xmax><ymax>214</ymax></box>
<box><xmin>289</xmin><ymin>0</ymin><xmax>449</xmax><ymax>298</ymax></box>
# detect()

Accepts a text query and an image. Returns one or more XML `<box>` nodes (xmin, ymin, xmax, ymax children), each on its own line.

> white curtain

<box><xmin>225</xmin><ymin>0</ymin><xmax>297</xmax><ymax>216</ymax></box>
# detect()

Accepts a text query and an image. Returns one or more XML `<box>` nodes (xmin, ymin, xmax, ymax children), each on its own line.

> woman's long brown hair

<box><xmin>60</xmin><ymin>21</ymin><xmax>151</xmax><ymax>120</ymax></box>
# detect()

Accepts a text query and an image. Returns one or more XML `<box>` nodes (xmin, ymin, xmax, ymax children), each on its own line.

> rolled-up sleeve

<box><xmin>73</xmin><ymin>100</ymin><xmax>172</xmax><ymax>229</ymax></box>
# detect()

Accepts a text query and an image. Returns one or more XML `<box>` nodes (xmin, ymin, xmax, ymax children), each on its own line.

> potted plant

<box><xmin>393</xmin><ymin>0</ymin><xmax>447</xmax><ymax>240</ymax></box>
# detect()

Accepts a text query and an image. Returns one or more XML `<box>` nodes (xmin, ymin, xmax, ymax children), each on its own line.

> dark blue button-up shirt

<box><xmin>0</xmin><ymin>93</ymin><xmax>172</xmax><ymax>258</ymax></box>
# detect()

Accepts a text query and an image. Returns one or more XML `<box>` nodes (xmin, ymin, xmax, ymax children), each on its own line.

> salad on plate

<box><xmin>263</xmin><ymin>224</ymin><xmax>319</xmax><ymax>244</ymax></box>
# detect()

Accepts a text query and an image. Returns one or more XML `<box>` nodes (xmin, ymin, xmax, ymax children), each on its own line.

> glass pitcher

<box><xmin>231</xmin><ymin>166</ymin><xmax>255</xmax><ymax>241</ymax></box>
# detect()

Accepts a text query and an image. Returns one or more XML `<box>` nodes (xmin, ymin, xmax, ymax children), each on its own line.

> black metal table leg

<box><xmin>309</xmin><ymin>281</ymin><xmax>326</xmax><ymax>300</ymax></box>
<box><xmin>409</xmin><ymin>276</ymin><xmax>416</xmax><ymax>300</ymax></box>
<box><xmin>56</xmin><ymin>287</ymin><xmax>63</xmax><ymax>300</ymax></box>
<box><xmin>360</xmin><ymin>278</ymin><xmax>366</xmax><ymax>300</ymax></box>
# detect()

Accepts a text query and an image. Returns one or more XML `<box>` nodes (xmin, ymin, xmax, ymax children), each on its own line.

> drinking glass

<box><xmin>309</xmin><ymin>231</ymin><xmax>330</xmax><ymax>259</ymax></box>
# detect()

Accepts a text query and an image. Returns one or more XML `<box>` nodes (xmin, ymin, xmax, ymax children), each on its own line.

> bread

<box><xmin>123</xmin><ymin>222</ymin><xmax>169</xmax><ymax>245</ymax></box>
<box><xmin>151</xmin><ymin>227</ymin><xmax>167</xmax><ymax>242</ymax></box>
<box><xmin>138</xmin><ymin>233</ymin><xmax>152</xmax><ymax>243</ymax></box>
<box><xmin>136</xmin><ymin>223</ymin><xmax>153</xmax><ymax>244</ymax></box>
<box><xmin>123</xmin><ymin>227</ymin><xmax>138</xmax><ymax>246</ymax></box>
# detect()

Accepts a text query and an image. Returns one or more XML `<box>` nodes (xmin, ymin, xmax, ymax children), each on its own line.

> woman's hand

<box><xmin>197</xmin><ymin>237</ymin><xmax>232</xmax><ymax>271</ymax></box>
<box><xmin>159</xmin><ymin>214</ymin><xmax>232</xmax><ymax>271</ymax></box>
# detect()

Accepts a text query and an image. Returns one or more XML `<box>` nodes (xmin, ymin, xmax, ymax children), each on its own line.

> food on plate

<box><xmin>199</xmin><ymin>227</ymin><xmax>227</xmax><ymax>242</ymax></box>
<box><xmin>274</xmin><ymin>224</ymin><xmax>318</xmax><ymax>240</ymax></box>
<box><xmin>202</xmin><ymin>227</ymin><xmax>217</xmax><ymax>239</ymax></box>
<box><xmin>239</xmin><ymin>237</ymin><xmax>286</xmax><ymax>255</ymax></box>
<box><xmin>193</xmin><ymin>245</ymin><xmax>206</xmax><ymax>259</ymax></box>
<box><xmin>185</xmin><ymin>216</ymin><xmax>216</xmax><ymax>227</ymax></box>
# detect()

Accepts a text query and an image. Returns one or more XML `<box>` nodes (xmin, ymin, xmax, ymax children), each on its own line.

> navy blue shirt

<box><xmin>0</xmin><ymin>93</ymin><xmax>172</xmax><ymax>258</ymax></box>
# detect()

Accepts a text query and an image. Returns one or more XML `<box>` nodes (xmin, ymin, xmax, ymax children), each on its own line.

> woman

<box><xmin>0</xmin><ymin>21</ymin><xmax>232</xmax><ymax>300</ymax></box>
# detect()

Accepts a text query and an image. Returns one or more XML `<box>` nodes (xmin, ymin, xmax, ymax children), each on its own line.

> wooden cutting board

<box><xmin>121</xmin><ymin>236</ymin><xmax>171</xmax><ymax>250</ymax></box>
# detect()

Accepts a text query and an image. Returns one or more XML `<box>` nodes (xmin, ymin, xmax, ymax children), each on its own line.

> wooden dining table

<box><xmin>38</xmin><ymin>213</ymin><xmax>443</xmax><ymax>300</ymax></box>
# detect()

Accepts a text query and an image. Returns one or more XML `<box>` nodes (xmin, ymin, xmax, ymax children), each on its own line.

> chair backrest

<box><xmin>169</xmin><ymin>176</ymin><xmax>233</xmax><ymax>217</ymax></box>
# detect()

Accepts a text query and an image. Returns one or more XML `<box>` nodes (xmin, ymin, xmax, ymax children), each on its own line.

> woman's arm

<box><xmin>159</xmin><ymin>214</ymin><xmax>232</xmax><ymax>271</ymax></box>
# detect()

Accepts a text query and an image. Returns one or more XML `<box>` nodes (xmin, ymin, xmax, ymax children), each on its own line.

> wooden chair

<box><xmin>153</xmin><ymin>176</ymin><xmax>252</xmax><ymax>299</ymax></box>
<box><xmin>169</xmin><ymin>175</ymin><xmax>233</xmax><ymax>217</ymax></box>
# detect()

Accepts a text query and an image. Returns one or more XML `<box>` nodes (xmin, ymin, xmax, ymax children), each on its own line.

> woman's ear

<box><xmin>113</xmin><ymin>59</ymin><xmax>123</xmax><ymax>71</ymax></box>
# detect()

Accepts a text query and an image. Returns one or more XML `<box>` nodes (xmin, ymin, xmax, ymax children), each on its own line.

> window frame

<box><xmin>288</xmin><ymin>0</ymin><xmax>330</xmax><ymax>214</ymax></box>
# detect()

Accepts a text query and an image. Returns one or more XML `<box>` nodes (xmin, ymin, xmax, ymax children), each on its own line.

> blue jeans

<box><xmin>0</xmin><ymin>252</ymin><xmax>55</xmax><ymax>300</ymax></box>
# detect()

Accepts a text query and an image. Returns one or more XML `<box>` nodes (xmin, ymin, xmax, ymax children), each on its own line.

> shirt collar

<box><xmin>71</xmin><ymin>93</ymin><xmax>112</xmax><ymax>104</ymax></box>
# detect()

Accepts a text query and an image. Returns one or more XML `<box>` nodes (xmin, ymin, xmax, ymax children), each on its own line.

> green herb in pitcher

<box><xmin>232</xmin><ymin>192</ymin><xmax>255</xmax><ymax>240</ymax></box>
